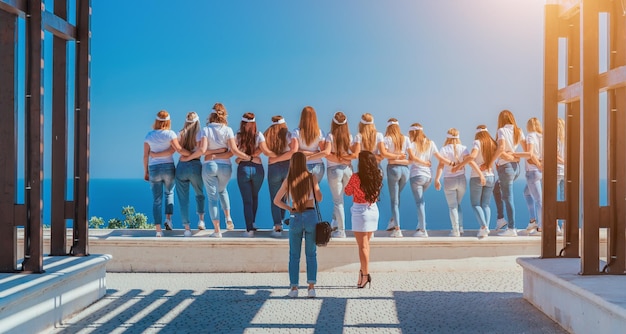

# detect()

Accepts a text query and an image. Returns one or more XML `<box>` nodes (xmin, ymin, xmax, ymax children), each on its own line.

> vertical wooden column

<box><xmin>579</xmin><ymin>0</ymin><xmax>600</xmax><ymax>275</ymax></box>
<box><xmin>22</xmin><ymin>0</ymin><xmax>44</xmax><ymax>273</ymax></box>
<box><xmin>0</xmin><ymin>9</ymin><xmax>18</xmax><ymax>272</ymax></box>
<box><xmin>50</xmin><ymin>0</ymin><xmax>69</xmax><ymax>256</ymax></box>
<box><xmin>71</xmin><ymin>0</ymin><xmax>91</xmax><ymax>256</ymax></box>
<box><xmin>606</xmin><ymin>1</ymin><xmax>626</xmax><ymax>274</ymax></box>
<box><xmin>542</xmin><ymin>4</ymin><xmax>560</xmax><ymax>258</ymax></box>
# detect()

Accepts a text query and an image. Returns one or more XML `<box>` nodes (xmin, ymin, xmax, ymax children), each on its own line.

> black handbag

<box><xmin>311</xmin><ymin>177</ymin><xmax>332</xmax><ymax>246</ymax></box>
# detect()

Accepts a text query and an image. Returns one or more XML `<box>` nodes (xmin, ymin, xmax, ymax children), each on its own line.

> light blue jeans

<box><xmin>327</xmin><ymin>164</ymin><xmax>352</xmax><ymax>231</ymax></box>
<box><xmin>386</xmin><ymin>164</ymin><xmax>409</xmax><ymax>229</ymax></box>
<box><xmin>202</xmin><ymin>161</ymin><xmax>232</xmax><ymax>222</ymax></box>
<box><xmin>470</xmin><ymin>175</ymin><xmax>495</xmax><ymax>229</ymax></box>
<box><xmin>237</xmin><ymin>161</ymin><xmax>265</xmax><ymax>231</ymax></box>
<box><xmin>149</xmin><ymin>162</ymin><xmax>176</xmax><ymax>226</ymax></box>
<box><xmin>288</xmin><ymin>209</ymin><xmax>317</xmax><ymax>287</ymax></box>
<box><xmin>524</xmin><ymin>170</ymin><xmax>543</xmax><ymax>228</ymax></box>
<box><xmin>409</xmin><ymin>175</ymin><xmax>431</xmax><ymax>231</ymax></box>
<box><xmin>496</xmin><ymin>162</ymin><xmax>521</xmax><ymax>229</ymax></box>
<box><xmin>307</xmin><ymin>162</ymin><xmax>325</xmax><ymax>183</ymax></box>
<box><xmin>268</xmin><ymin>160</ymin><xmax>290</xmax><ymax>228</ymax></box>
<box><xmin>443</xmin><ymin>174</ymin><xmax>467</xmax><ymax>231</ymax></box>
<box><xmin>175</xmin><ymin>159</ymin><xmax>205</xmax><ymax>226</ymax></box>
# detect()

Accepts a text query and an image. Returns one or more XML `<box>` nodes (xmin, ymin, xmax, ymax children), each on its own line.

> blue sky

<box><xmin>89</xmin><ymin>0</ymin><xmax>546</xmax><ymax>179</ymax></box>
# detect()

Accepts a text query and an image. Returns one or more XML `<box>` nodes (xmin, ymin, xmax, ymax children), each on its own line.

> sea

<box><xmin>24</xmin><ymin>177</ymin><xmax>563</xmax><ymax>232</ymax></box>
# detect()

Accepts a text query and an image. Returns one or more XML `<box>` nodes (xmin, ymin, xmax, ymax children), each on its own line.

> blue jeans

<box><xmin>493</xmin><ymin>179</ymin><xmax>504</xmax><ymax>220</ymax></box>
<box><xmin>149</xmin><ymin>163</ymin><xmax>176</xmax><ymax>226</ymax></box>
<box><xmin>327</xmin><ymin>164</ymin><xmax>352</xmax><ymax>231</ymax></box>
<box><xmin>288</xmin><ymin>209</ymin><xmax>317</xmax><ymax>287</ymax></box>
<box><xmin>307</xmin><ymin>162</ymin><xmax>325</xmax><ymax>183</ymax></box>
<box><xmin>386</xmin><ymin>164</ymin><xmax>409</xmax><ymax>228</ymax></box>
<box><xmin>202</xmin><ymin>161</ymin><xmax>232</xmax><ymax>222</ymax></box>
<box><xmin>443</xmin><ymin>174</ymin><xmax>467</xmax><ymax>231</ymax></box>
<box><xmin>268</xmin><ymin>160</ymin><xmax>290</xmax><ymax>227</ymax></box>
<box><xmin>524</xmin><ymin>170</ymin><xmax>543</xmax><ymax>228</ymax></box>
<box><xmin>496</xmin><ymin>162</ymin><xmax>521</xmax><ymax>229</ymax></box>
<box><xmin>237</xmin><ymin>161</ymin><xmax>265</xmax><ymax>231</ymax></box>
<box><xmin>176</xmin><ymin>159</ymin><xmax>205</xmax><ymax>226</ymax></box>
<box><xmin>409</xmin><ymin>175</ymin><xmax>431</xmax><ymax>231</ymax></box>
<box><xmin>470</xmin><ymin>175</ymin><xmax>495</xmax><ymax>229</ymax></box>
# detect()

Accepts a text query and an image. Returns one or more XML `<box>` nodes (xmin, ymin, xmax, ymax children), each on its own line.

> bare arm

<box><xmin>143</xmin><ymin>142</ymin><xmax>150</xmax><ymax>181</ymax></box>
<box><xmin>269</xmin><ymin>137</ymin><xmax>299</xmax><ymax>164</ymax></box>
<box><xmin>434</xmin><ymin>162</ymin><xmax>444</xmax><ymax>191</ymax></box>
<box><xmin>180</xmin><ymin>137</ymin><xmax>208</xmax><ymax>162</ymax></box>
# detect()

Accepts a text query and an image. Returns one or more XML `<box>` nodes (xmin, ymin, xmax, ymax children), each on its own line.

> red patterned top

<box><xmin>345</xmin><ymin>173</ymin><xmax>369</xmax><ymax>204</ymax></box>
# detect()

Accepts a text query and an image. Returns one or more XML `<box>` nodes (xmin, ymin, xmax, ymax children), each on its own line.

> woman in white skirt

<box><xmin>345</xmin><ymin>150</ymin><xmax>383</xmax><ymax>288</ymax></box>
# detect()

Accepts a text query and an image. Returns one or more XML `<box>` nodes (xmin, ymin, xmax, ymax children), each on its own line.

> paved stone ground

<box><xmin>52</xmin><ymin>256</ymin><xmax>566</xmax><ymax>334</ymax></box>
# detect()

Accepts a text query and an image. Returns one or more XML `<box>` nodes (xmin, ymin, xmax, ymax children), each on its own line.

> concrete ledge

<box><xmin>517</xmin><ymin>257</ymin><xmax>626</xmax><ymax>334</ymax></box>
<box><xmin>0</xmin><ymin>254</ymin><xmax>111</xmax><ymax>334</ymax></box>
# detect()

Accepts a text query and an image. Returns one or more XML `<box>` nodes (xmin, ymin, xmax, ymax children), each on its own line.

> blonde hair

<box><xmin>557</xmin><ymin>117</ymin><xmax>565</xmax><ymax>142</ymax></box>
<box><xmin>474</xmin><ymin>125</ymin><xmax>497</xmax><ymax>166</ymax></box>
<box><xmin>264</xmin><ymin>115</ymin><xmax>289</xmax><ymax>155</ymax></box>
<box><xmin>153</xmin><ymin>110</ymin><xmax>171</xmax><ymax>130</ymax></box>
<box><xmin>330</xmin><ymin>112</ymin><xmax>351</xmax><ymax>159</ymax></box>
<box><xmin>358</xmin><ymin>113</ymin><xmax>377</xmax><ymax>152</ymax></box>
<box><xmin>179</xmin><ymin>111</ymin><xmax>201</xmax><ymax>151</ymax></box>
<box><xmin>497</xmin><ymin>109</ymin><xmax>522</xmax><ymax>145</ymax></box>
<box><xmin>527</xmin><ymin>117</ymin><xmax>543</xmax><ymax>134</ymax></box>
<box><xmin>385</xmin><ymin>118</ymin><xmax>404</xmax><ymax>152</ymax></box>
<box><xmin>443</xmin><ymin>128</ymin><xmax>462</xmax><ymax>162</ymax></box>
<box><xmin>408</xmin><ymin>122</ymin><xmax>430</xmax><ymax>154</ymax></box>
<box><xmin>208</xmin><ymin>103</ymin><xmax>228</xmax><ymax>125</ymax></box>
<box><xmin>298</xmin><ymin>106</ymin><xmax>320</xmax><ymax>146</ymax></box>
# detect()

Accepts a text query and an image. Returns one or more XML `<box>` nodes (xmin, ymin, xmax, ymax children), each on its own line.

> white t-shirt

<box><xmin>496</xmin><ymin>124</ymin><xmax>525</xmax><ymax>165</ymax></box>
<box><xmin>144</xmin><ymin>129</ymin><xmax>178</xmax><ymax>166</ymax></box>
<box><xmin>202</xmin><ymin>123</ymin><xmax>235</xmax><ymax>164</ymax></box>
<box><xmin>353</xmin><ymin>132</ymin><xmax>384</xmax><ymax>155</ymax></box>
<box><xmin>292</xmin><ymin>128</ymin><xmax>325</xmax><ymax>164</ymax></box>
<box><xmin>470</xmin><ymin>140</ymin><xmax>495</xmax><ymax>178</ymax></box>
<box><xmin>525</xmin><ymin>132</ymin><xmax>543</xmax><ymax>172</ymax></box>
<box><xmin>325</xmin><ymin>133</ymin><xmax>353</xmax><ymax>167</ymax></box>
<box><xmin>409</xmin><ymin>140</ymin><xmax>438</xmax><ymax>178</ymax></box>
<box><xmin>383</xmin><ymin>135</ymin><xmax>411</xmax><ymax>159</ymax></box>
<box><xmin>439</xmin><ymin>143</ymin><xmax>469</xmax><ymax>178</ymax></box>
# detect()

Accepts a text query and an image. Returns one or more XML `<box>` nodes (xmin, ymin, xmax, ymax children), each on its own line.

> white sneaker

<box><xmin>386</xmin><ymin>218</ymin><xmax>395</xmax><ymax>231</ymax></box>
<box><xmin>529</xmin><ymin>228</ymin><xmax>542</xmax><ymax>236</ymax></box>
<box><xmin>287</xmin><ymin>289</ymin><xmax>298</xmax><ymax>298</ymax></box>
<box><xmin>448</xmin><ymin>230</ymin><xmax>461</xmax><ymax>237</ymax></box>
<box><xmin>477</xmin><ymin>228</ymin><xmax>489</xmax><ymax>238</ymax></box>
<box><xmin>243</xmin><ymin>231</ymin><xmax>254</xmax><ymax>238</ymax></box>
<box><xmin>271</xmin><ymin>230</ymin><xmax>282</xmax><ymax>238</ymax></box>
<box><xmin>307</xmin><ymin>288</ymin><xmax>316</xmax><ymax>298</ymax></box>
<box><xmin>226</xmin><ymin>219</ymin><xmax>234</xmax><ymax>231</ymax></box>
<box><xmin>155</xmin><ymin>231</ymin><xmax>162</xmax><ymax>237</ymax></box>
<box><xmin>412</xmin><ymin>229</ymin><xmax>428</xmax><ymax>238</ymax></box>
<box><xmin>332</xmin><ymin>230</ymin><xmax>346</xmax><ymax>238</ymax></box>
<box><xmin>459</xmin><ymin>227</ymin><xmax>464</xmax><ymax>235</ymax></box>
<box><xmin>497</xmin><ymin>228</ymin><xmax>518</xmax><ymax>237</ymax></box>
<box><xmin>209</xmin><ymin>232</ymin><xmax>222</xmax><ymax>238</ymax></box>
<box><xmin>526</xmin><ymin>221</ymin><xmax>538</xmax><ymax>232</ymax></box>
<box><xmin>183</xmin><ymin>229</ymin><xmax>192</xmax><ymax>237</ymax></box>
<box><xmin>197</xmin><ymin>220</ymin><xmax>206</xmax><ymax>230</ymax></box>
<box><xmin>496</xmin><ymin>218</ymin><xmax>508</xmax><ymax>231</ymax></box>
<box><xmin>164</xmin><ymin>219</ymin><xmax>173</xmax><ymax>231</ymax></box>
<box><xmin>556</xmin><ymin>224</ymin><xmax>563</xmax><ymax>236</ymax></box>
<box><xmin>389</xmin><ymin>229</ymin><xmax>403</xmax><ymax>238</ymax></box>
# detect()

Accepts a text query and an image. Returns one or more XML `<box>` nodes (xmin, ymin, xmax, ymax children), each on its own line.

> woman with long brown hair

<box><xmin>454</xmin><ymin>125</ymin><xmax>494</xmax><ymax>238</ymax></box>
<box><xmin>264</xmin><ymin>115</ymin><xmax>298</xmax><ymax>237</ymax></box>
<box><xmin>378</xmin><ymin>118</ymin><xmax>411</xmax><ymax>237</ymax></box>
<box><xmin>273</xmin><ymin>152</ymin><xmax>323</xmax><ymax>298</ymax></box>
<box><xmin>345</xmin><ymin>150</ymin><xmax>382</xmax><ymax>288</ymax></box>
<box><xmin>235</xmin><ymin>112</ymin><xmax>276</xmax><ymax>237</ymax></box>
<box><xmin>292</xmin><ymin>106</ymin><xmax>328</xmax><ymax>183</ymax></box>
<box><xmin>201</xmin><ymin>103</ymin><xmax>256</xmax><ymax>238</ymax></box>
<box><xmin>143</xmin><ymin>110</ymin><xmax>190</xmax><ymax>237</ymax></box>
<box><xmin>325</xmin><ymin>111</ymin><xmax>356</xmax><ymax>238</ymax></box>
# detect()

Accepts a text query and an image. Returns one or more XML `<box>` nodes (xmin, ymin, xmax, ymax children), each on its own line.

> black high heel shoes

<box><xmin>357</xmin><ymin>273</ymin><xmax>371</xmax><ymax>289</ymax></box>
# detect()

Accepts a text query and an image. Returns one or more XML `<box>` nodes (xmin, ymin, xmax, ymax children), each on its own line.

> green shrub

<box><xmin>89</xmin><ymin>216</ymin><xmax>105</xmax><ymax>228</ymax></box>
<box><xmin>89</xmin><ymin>206</ymin><xmax>154</xmax><ymax>229</ymax></box>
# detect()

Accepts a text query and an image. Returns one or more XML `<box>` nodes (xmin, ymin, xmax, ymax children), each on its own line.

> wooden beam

<box><xmin>0</xmin><ymin>9</ymin><xmax>18</xmax><ymax>272</ymax></box>
<box><xmin>22</xmin><ymin>0</ymin><xmax>44</xmax><ymax>273</ymax></box>
<box><xmin>557</xmin><ymin>82</ymin><xmax>581</xmax><ymax>103</ymax></box>
<box><xmin>554</xmin><ymin>0</ymin><xmax>581</xmax><ymax>19</ymax></box>
<box><xmin>71</xmin><ymin>0</ymin><xmax>91</xmax><ymax>256</ymax></box>
<box><xmin>598</xmin><ymin>65</ymin><xmax>626</xmax><ymax>92</ymax></box>
<box><xmin>42</xmin><ymin>10</ymin><xmax>76</xmax><ymax>41</ymax></box>
<box><xmin>0</xmin><ymin>0</ymin><xmax>26</xmax><ymax>17</ymax></box>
